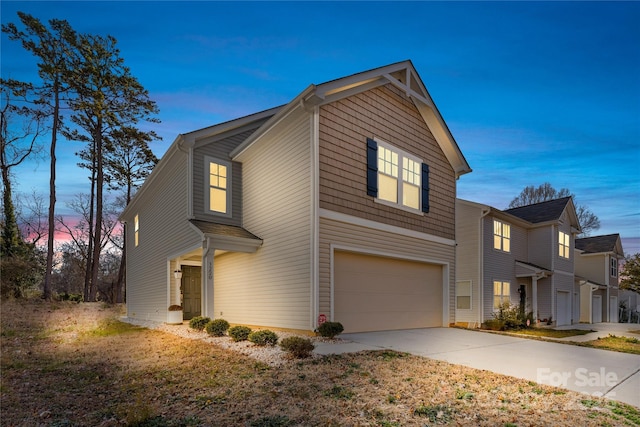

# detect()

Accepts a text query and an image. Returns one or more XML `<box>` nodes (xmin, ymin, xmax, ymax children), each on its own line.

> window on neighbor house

<box><xmin>206</xmin><ymin>157</ymin><xmax>231</xmax><ymax>215</ymax></box>
<box><xmin>559</xmin><ymin>231</ymin><xmax>570</xmax><ymax>259</ymax></box>
<box><xmin>367</xmin><ymin>138</ymin><xmax>429</xmax><ymax>213</ymax></box>
<box><xmin>493</xmin><ymin>220</ymin><xmax>511</xmax><ymax>252</ymax></box>
<box><xmin>134</xmin><ymin>214</ymin><xmax>139</xmax><ymax>247</ymax></box>
<box><xmin>611</xmin><ymin>258</ymin><xmax>618</xmax><ymax>278</ymax></box>
<box><xmin>493</xmin><ymin>280</ymin><xmax>510</xmax><ymax>309</ymax></box>
<box><xmin>456</xmin><ymin>280</ymin><xmax>472</xmax><ymax>310</ymax></box>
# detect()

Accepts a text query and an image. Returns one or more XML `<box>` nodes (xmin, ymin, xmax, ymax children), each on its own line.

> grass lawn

<box><xmin>2</xmin><ymin>299</ymin><xmax>639</xmax><ymax>426</ymax></box>
<box><xmin>583</xmin><ymin>334</ymin><xmax>640</xmax><ymax>355</ymax></box>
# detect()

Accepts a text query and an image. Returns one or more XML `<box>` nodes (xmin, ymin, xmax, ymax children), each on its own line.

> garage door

<box><xmin>334</xmin><ymin>251</ymin><xmax>443</xmax><ymax>333</ymax></box>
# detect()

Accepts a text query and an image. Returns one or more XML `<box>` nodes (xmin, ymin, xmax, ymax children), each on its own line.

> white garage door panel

<box><xmin>334</xmin><ymin>251</ymin><xmax>443</xmax><ymax>333</ymax></box>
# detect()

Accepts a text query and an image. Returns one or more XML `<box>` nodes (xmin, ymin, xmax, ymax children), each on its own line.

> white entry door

<box><xmin>556</xmin><ymin>291</ymin><xmax>571</xmax><ymax>326</ymax></box>
<box><xmin>592</xmin><ymin>295</ymin><xmax>602</xmax><ymax>323</ymax></box>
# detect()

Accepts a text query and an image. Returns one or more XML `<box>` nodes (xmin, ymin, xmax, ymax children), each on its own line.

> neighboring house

<box><xmin>455</xmin><ymin>197</ymin><xmax>581</xmax><ymax>327</ymax></box>
<box><xmin>574</xmin><ymin>234</ymin><xmax>624</xmax><ymax>323</ymax></box>
<box><xmin>120</xmin><ymin>60</ymin><xmax>471</xmax><ymax>333</ymax></box>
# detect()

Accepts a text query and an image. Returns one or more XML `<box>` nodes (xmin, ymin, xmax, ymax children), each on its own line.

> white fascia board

<box><xmin>183</xmin><ymin>107</ymin><xmax>281</xmax><ymax>147</ymax></box>
<box><xmin>231</xmin><ymin>85</ymin><xmax>316</xmax><ymax>160</ymax></box>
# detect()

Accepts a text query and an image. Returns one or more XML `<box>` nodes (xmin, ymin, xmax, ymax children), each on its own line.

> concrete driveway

<box><xmin>313</xmin><ymin>327</ymin><xmax>640</xmax><ymax>407</ymax></box>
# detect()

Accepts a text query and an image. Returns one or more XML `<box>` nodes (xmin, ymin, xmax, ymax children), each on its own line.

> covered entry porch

<box><xmin>167</xmin><ymin>220</ymin><xmax>262</xmax><ymax>324</ymax></box>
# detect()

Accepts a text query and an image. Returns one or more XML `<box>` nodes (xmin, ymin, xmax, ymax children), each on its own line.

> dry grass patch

<box><xmin>1</xmin><ymin>299</ymin><xmax>638</xmax><ymax>426</ymax></box>
<box><xmin>510</xmin><ymin>328</ymin><xmax>594</xmax><ymax>339</ymax></box>
<box><xmin>583</xmin><ymin>334</ymin><xmax>640</xmax><ymax>355</ymax></box>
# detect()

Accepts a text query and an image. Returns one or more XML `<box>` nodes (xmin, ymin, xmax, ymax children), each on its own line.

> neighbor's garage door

<box><xmin>334</xmin><ymin>251</ymin><xmax>443</xmax><ymax>333</ymax></box>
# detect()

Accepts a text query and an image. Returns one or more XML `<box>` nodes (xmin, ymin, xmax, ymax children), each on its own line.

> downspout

<box><xmin>202</xmin><ymin>236</ymin><xmax>212</xmax><ymax>317</ymax></box>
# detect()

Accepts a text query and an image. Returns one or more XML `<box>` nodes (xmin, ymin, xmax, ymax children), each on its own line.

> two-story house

<box><xmin>120</xmin><ymin>61</ymin><xmax>471</xmax><ymax>333</ymax></box>
<box><xmin>455</xmin><ymin>197</ymin><xmax>581</xmax><ymax>327</ymax></box>
<box><xmin>575</xmin><ymin>234</ymin><xmax>624</xmax><ymax>323</ymax></box>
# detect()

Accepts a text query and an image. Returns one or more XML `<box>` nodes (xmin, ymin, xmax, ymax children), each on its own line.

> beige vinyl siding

<box><xmin>481</xmin><ymin>215</ymin><xmax>527</xmax><ymax>320</ymax></box>
<box><xmin>319</xmin><ymin>216</ymin><xmax>455</xmax><ymax>324</ymax></box>
<box><xmin>125</xmin><ymin>148</ymin><xmax>201</xmax><ymax>322</ymax></box>
<box><xmin>528</xmin><ymin>227</ymin><xmax>553</xmax><ymax>270</ymax></box>
<box><xmin>555</xmin><ymin>212</ymin><xmax>574</xmax><ymax>273</ymax></box>
<box><xmin>454</xmin><ymin>200</ymin><xmax>482</xmax><ymax>323</ymax></box>
<box><xmin>575</xmin><ymin>253</ymin><xmax>606</xmax><ymax>284</ymax></box>
<box><xmin>214</xmin><ymin>109</ymin><xmax>312</xmax><ymax>330</ymax></box>
<box><xmin>318</xmin><ymin>83</ymin><xmax>456</xmax><ymax>241</ymax></box>
<box><xmin>536</xmin><ymin>276</ymin><xmax>553</xmax><ymax>320</ymax></box>
<box><xmin>193</xmin><ymin>128</ymin><xmax>259</xmax><ymax>226</ymax></box>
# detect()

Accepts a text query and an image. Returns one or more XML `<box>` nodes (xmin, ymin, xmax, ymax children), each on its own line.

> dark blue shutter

<box><xmin>366</xmin><ymin>138</ymin><xmax>378</xmax><ymax>197</ymax></box>
<box><xmin>421</xmin><ymin>163</ymin><xmax>430</xmax><ymax>213</ymax></box>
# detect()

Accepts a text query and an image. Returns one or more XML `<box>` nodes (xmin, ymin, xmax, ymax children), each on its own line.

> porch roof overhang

<box><xmin>576</xmin><ymin>276</ymin><xmax>606</xmax><ymax>290</ymax></box>
<box><xmin>189</xmin><ymin>220</ymin><xmax>263</xmax><ymax>253</ymax></box>
<box><xmin>515</xmin><ymin>260</ymin><xmax>552</xmax><ymax>278</ymax></box>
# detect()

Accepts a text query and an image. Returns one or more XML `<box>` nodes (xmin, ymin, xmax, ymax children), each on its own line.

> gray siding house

<box><xmin>120</xmin><ymin>61</ymin><xmax>471</xmax><ymax>333</ymax></box>
<box><xmin>455</xmin><ymin>197</ymin><xmax>581</xmax><ymax>326</ymax></box>
<box><xmin>575</xmin><ymin>234</ymin><xmax>624</xmax><ymax>323</ymax></box>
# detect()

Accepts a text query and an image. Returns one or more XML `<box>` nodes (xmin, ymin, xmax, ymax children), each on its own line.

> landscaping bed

<box><xmin>1</xmin><ymin>299</ymin><xmax>638</xmax><ymax>426</ymax></box>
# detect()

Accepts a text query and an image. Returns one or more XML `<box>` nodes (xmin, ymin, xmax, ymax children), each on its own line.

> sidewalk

<box><xmin>554</xmin><ymin>322</ymin><xmax>640</xmax><ymax>342</ymax></box>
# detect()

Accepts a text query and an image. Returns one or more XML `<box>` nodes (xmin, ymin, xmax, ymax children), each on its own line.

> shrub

<box><xmin>280</xmin><ymin>336</ymin><xmax>315</xmax><ymax>358</ymax></box>
<box><xmin>188</xmin><ymin>316</ymin><xmax>211</xmax><ymax>331</ymax></box>
<box><xmin>205</xmin><ymin>319</ymin><xmax>230</xmax><ymax>336</ymax></box>
<box><xmin>248</xmin><ymin>329</ymin><xmax>279</xmax><ymax>346</ymax></box>
<box><xmin>317</xmin><ymin>321</ymin><xmax>344</xmax><ymax>338</ymax></box>
<box><xmin>486</xmin><ymin>302</ymin><xmax>532</xmax><ymax>330</ymax></box>
<box><xmin>228</xmin><ymin>325</ymin><xmax>252</xmax><ymax>342</ymax></box>
<box><xmin>483</xmin><ymin>318</ymin><xmax>506</xmax><ymax>331</ymax></box>
<box><xmin>168</xmin><ymin>305</ymin><xmax>182</xmax><ymax>311</ymax></box>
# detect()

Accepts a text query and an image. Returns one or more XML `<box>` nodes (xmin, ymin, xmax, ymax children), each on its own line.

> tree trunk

<box><xmin>1</xmin><ymin>162</ymin><xmax>21</xmax><ymax>255</ymax></box>
<box><xmin>43</xmin><ymin>81</ymin><xmax>60</xmax><ymax>301</ymax></box>
<box><xmin>83</xmin><ymin>144</ymin><xmax>96</xmax><ymax>301</ymax></box>
<box><xmin>90</xmin><ymin>122</ymin><xmax>103</xmax><ymax>302</ymax></box>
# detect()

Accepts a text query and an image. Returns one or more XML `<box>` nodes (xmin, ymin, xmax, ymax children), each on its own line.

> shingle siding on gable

<box><xmin>193</xmin><ymin>128</ymin><xmax>259</xmax><ymax>226</ymax></box>
<box><xmin>318</xmin><ymin>84</ymin><xmax>456</xmax><ymax>240</ymax></box>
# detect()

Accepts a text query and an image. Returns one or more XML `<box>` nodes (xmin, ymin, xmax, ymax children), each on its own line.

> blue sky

<box><xmin>2</xmin><ymin>1</ymin><xmax>639</xmax><ymax>254</ymax></box>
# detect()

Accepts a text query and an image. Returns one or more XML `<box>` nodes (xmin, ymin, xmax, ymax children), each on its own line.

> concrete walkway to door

<box><xmin>313</xmin><ymin>327</ymin><xmax>640</xmax><ymax>408</ymax></box>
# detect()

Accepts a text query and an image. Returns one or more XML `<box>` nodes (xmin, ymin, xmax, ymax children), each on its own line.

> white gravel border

<box><xmin>122</xmin><ymin>317</ymin><xmax>343</xmax><ymax>366</ymax></box>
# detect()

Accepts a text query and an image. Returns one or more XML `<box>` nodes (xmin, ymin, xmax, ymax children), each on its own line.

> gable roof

<box><xmin>575</xmin><ymin>234</ymin><xmax>622</xmax><ymax>254</ymax></box>
<box><xmin>231</xmin><ymin>60</ymin><xmax>471</xmax><ymax>178</ymax></box>
<box><xmin>504</xmin><ymin>197</ymin><xmax>574</xmax><ymax>224</ymax></box>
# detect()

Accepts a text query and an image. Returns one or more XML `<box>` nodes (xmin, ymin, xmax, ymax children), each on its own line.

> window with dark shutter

<box><xmin>366</xmin><ymin>138</ymin><xmax>378</xmax><ymax>197</ymax></box>
<box><xmin>421</xmin><ymin>163</ymin><xmax>429</xmax><ymax>213</ymax></box>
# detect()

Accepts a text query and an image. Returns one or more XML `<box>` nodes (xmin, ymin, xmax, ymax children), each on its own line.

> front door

<box><xmin>182</xmin><ymin>265</ymin><xmax>201</xmax><ymax>320</ymax></box>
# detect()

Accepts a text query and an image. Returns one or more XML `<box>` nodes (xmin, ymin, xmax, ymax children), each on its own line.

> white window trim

<box><xmin>493</xmin><ymin>280</ymin><xmax>511</xmax><ymax>310</ymax></box>
<box><xmin>204</xmin><ymin>156</ymin><xmax>232</xmax><ymax>218</ymax></box>
<box><xmin>493</xmin><ymin>219</ymin><xmax>511</xmax><ymax>253</ymax></box>
<box><xmin>134</xmin><ymin>214</ymin><xmax>139</xmax><ymax>247</ymax></box>
<box><xmin>456</xmin><ymin>280</ymin><xmax>472</xmax><ymax>310</ymax></box>
<box><xmin>374</xmin><ymin>139</ymin><xmax>424</xmax><ymax>215</ymax></box>
<box><xmin>558</xmin><ymin>231</ymin><xmax>570</xmax><ymax>259</ymax></box>
<box><xmin>610</xmin><ymin>257</ymin><xmax>618</xmax><ymax>278</ymax></box>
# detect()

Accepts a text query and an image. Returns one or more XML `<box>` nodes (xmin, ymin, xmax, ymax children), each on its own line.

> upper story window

<box><xmin>134</xmin><ymin>214</ymin><xmax>139</xmax><ymax>247</ymax></box>
<box><xmin>493</xmin><ymin>219</ymin><xmax>511</xmax><ymax>252</ymax></box>
<box><xmin>558</xmin><ymin>231</ymin><xmax>570</xmax><ymax>259</ymax></box>
<box><xmin>493</xmin><ymin>280</ymin><xmax>510</xmax><ymax>310</ymax></box>
<box><xmin>610</xmin><ymin>258</ymin><xmax>618</xmax><ymax>278</ymax></box>
<box><xmin>366</xmin><ymin>138</ymin><xmax>429</xmax><ymax>214</ymax></box>
<box><xmin>205</xmin><ymin>157</ymin><xmax>232</xmax><ymax>216</ymax></box>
